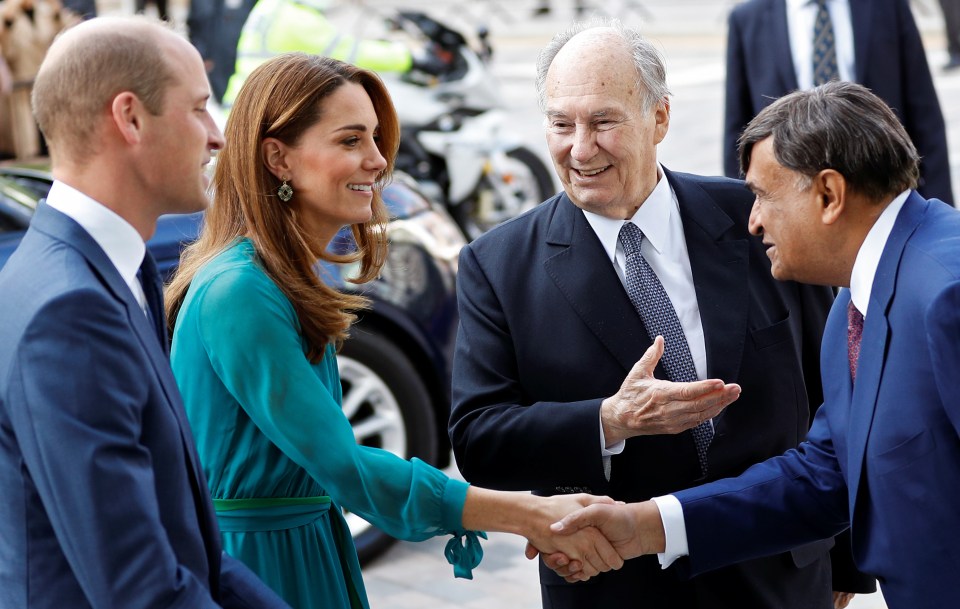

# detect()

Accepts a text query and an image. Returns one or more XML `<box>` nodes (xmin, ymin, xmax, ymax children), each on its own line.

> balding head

<box><xmin>32</xmin><ymin>16</ymin><xmax>179</xmax><ymax>161</ymax></box>
<box><xmin>535</xmin><ymin>18</ymin><xmax>669</xmax><ymax>114</ymax></box>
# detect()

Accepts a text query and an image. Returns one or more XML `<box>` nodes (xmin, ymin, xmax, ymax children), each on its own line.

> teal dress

<box><xmin>170</xmin><ymin>239</ymin><xmax>481</xmax><ymax>609</ymax></box>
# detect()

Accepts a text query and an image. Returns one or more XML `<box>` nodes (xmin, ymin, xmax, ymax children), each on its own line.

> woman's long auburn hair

<box><xmin>165</xmin><ymin>53</ymin><xmax>397</xmax><ymax>363</ymax></box>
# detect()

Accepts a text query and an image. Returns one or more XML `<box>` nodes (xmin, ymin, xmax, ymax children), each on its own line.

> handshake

<box><xmin>520</xmin><ymin>494</ymin><xmax>665</xmax><ymax>583</ymax></box>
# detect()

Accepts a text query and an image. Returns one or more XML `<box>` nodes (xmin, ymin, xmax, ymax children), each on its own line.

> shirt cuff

<box><xmin>651</xmin><ymin>494</ymin><xmax>689</xmax><ymax>569</ymax></box>
<box><xmin>600</xmin><ymin>411</ymin><xmax>625</xmax><ymax>456</ymax></box>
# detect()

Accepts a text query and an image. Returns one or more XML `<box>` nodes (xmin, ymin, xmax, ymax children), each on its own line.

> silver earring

<box><xmin>277</xmin><ymin>178</ymin><xmax>293</xmax><ymax>202</ymax></box>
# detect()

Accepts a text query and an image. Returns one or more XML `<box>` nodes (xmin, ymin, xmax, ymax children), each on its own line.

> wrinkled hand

<box><xmin>539</xmin><ymin>501</ymin><xmax>666</xmax><ymax>582</ymax></box>
<box><xmin>833</xmin><ymin>592</ymin><xmax>856</xmax><ymax>609</ymax></box>
<box><xmin>521</xmin><ymin>494</ymin><xmax>625</xmax><ymax>581</ymax></box>
<box><xmin>601</xmin><ymin>336</ymin><xmax>741</xmax><ymax>445</ymax></box>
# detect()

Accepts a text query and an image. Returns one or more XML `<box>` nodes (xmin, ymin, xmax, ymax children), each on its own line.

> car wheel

<box><xmin>338</xmin><ymin>326</ymin><xmax>439</xmax><ymax>564</ymax></box>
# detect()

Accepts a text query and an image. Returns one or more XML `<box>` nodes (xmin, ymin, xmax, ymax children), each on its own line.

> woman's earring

<box><xmin>277</xmin><ymin>178</ymin><xmax>293</xmax><ymax>202</ymax></box>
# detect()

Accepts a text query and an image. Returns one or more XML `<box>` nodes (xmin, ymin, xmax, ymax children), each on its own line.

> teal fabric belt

<box><xmin>214</xmin><ymin>496</ymin><xmax>333</xmax><ymax>532</ymax></box>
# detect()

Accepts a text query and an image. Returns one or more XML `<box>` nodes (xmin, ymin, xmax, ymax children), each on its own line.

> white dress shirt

<box><xmin>653</xmin><ymin>189</ymin><xmax>912</xmax><ymax>568</ymax></box>
<box><xmin>44</xmin><ymin>181</ymin><xmax>149</xmax><ymax>312</ymax></box>
<box><xmin>581</xmin><ymin>168</ymin><xmax>709</xmax><ymax>474</ymax></box>
<box><xmin>786</xmin><ymin>0</ymin><xmax>856</xmax><ymax>90</ymax></box>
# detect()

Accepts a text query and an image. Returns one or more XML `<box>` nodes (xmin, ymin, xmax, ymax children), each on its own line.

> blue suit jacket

<box><xmin>724</xmin><ymin>0</ymin><xmax>953</xmax><ymax>205</ymax></box>
<box><xmin>451</xmin><ymin>170</ymin><xmax>839</xmax><ymax>608</ymax></box>
<box><xmin>677</xmin><ymin>193</ymin><xmax>960</xmax><ymax>609</ymax></box>
<box><xmin>0</xmin><ymin>204</ymin><xmax>289</xmax><ymax>609</ymax></box>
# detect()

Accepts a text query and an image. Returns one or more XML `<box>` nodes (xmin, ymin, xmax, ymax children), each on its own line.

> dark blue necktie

<box><xmin>619</xmin><ymin>222</ymin><xmax>713</xmax><ymax>475</ymax></box>
<box><xmin>812</xmin><ymin>0</ymin><xmax>839</xmax><ymax>86</ymax></box>
<box><xmin>138</xmin><ymin>252</ymin><xmax>169</xmax><ymax>355</ymax></box>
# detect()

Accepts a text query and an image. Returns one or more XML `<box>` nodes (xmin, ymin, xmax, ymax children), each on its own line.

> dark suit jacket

<box><xmin>677</xmin><ymin>192</ymin><xmax>960</xmax><ymax>609</ymax></box>
<box><xmin>450</xmin><ymin>170</ymin><xmax>837</xmax><ymax>608</ymax></box>
<box><xmin>724</xmin><ymin>0</ymin><xmax>953</xmax><ymax>205</ymax></box>
<box><xmin>0</xmin><ymin>203</ymin><xmax>288</xmax><ymax>609</ymax></box>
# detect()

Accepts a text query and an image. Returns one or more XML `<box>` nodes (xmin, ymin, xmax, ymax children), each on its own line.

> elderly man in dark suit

<box><xmin>724</xmin><ymin>0</ymin><xmax>953</xmax><ymax>206</ymax></box>
<box><xmin>550</xmin><ymin>79</ymin><xmax>960</xmax><ymax>609</ymax></box>
<box><xmin>450</xmin><ymin>18</ymin><xmax>861</xmax><ymax>609</ymax></box>
<box><xmin>0</xmin><ymin>17</ymin><xmax>289</xmax><ymax>609</ymax></box>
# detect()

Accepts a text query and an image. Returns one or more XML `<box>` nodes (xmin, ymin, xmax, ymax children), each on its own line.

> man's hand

<box><xmin>601</xmin><ymin>337</ymin><xmax>741</xmax><ymax>445</ymax></box>
<box><xmin>833</xmin><ymin>592</ymin><xmax>856</xmax><ymax>609</ymax></box>
<box><xmin>538</xmin><ymin>501</ymin><xmax>666</xmax><ymax>582</ymax></box>
<box><xmin>521</xmin><ymin>494</ymin><xmax>625</xmax><ymax>581</ymax></box>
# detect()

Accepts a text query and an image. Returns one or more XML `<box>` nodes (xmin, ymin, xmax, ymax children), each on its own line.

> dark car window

<box><xmin>0</xmin><ymin>176</ymin><xmax>39</xmax><ymax>233</ymax></box>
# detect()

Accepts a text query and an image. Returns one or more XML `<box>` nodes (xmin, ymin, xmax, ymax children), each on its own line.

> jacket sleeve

<box><xmin>449</xmin><ymin>242</ymin><xmax>611</xmax><ymax>492</ymax></box>
<box><xmin>723</xmin><ymin>8</ymin><xmax>753</xmax><ymax>179</ymax></box>
<box><xmin>894</xmin><ymin>0</ymin><xmax>954</xmax><ymax>204</ymax></box>
<box><xmin>9</xmin><ymin>290</ymin><xmax>221</xmax><ymax>609</ymax></box>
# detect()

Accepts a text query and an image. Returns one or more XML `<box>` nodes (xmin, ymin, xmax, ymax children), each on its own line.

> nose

<box><xmin>748</xmin><ymin>199</ymin><xmax>763</xmax><ymax>236</ymax></box>
<box><xmin>207</xmin><ymin>112</ymin><xmax>225</xmax><ymax>151</ymax></box>
<box><xmin>365</xmin><ymin>141</ymin><xmax>388</xmax><ymax>173</ymax></box>
<box><xmin>570</xmin><ymin>124</ymin><xmax>598</xmax><ymax>163</ymax></box>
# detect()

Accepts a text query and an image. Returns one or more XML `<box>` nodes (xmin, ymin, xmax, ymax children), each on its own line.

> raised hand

<box><xmin>601</xmin><ymin>336</ymin><xmax>741</xmax><ymax>445</ymax></box>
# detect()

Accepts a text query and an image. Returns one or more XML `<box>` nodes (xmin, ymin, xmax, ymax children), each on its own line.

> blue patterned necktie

<box><xmin>138</xmin><ymin>251</ymin><xmax>169</xmax><ymax>355</ymax></box>
<box><xmin>619</xmin><ymin>222</ymin><xmax>713</xmax><ymax>476</ymax></box>
<box><xmin>812</xmin><ymin>0</ymin><xmax>839</xmax><ymax>85</ymax></box>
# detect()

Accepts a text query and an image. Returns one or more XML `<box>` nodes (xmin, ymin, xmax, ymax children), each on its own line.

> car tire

<box><xmin>337</xmin><ymin>325</ymin><xmax>439</xmax><ymax>564</ymax></box>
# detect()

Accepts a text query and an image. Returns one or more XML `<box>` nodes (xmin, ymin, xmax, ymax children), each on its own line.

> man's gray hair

<box><xmin>739</xmin><ymin>81</ymin><xmax>919</xmax><ymax>202</ymax></box>
<box><xmin>534</xmin><ymin>17</ymin><xmax>670</xmax><ymax>114</ymax></box>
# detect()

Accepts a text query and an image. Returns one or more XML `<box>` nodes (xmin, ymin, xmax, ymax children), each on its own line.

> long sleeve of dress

<box><xmin>178</xmin><ymin>251</ymin><xmax>467</xmax><ymax>542</ymax></box>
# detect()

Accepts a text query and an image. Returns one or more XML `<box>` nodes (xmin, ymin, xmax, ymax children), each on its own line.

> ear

<box><xmin>814</xmin><ymin>169</ymin><xmax>846</xmax><ymax>225</ymax></box>
<box><xmin>653</xmin><ymin>99</ymin><xmax>670</xmax><ymax>145</ymax></box>
<box><xmin>261</xmin><ymin>137</ymin><xmax>293</xmax><ymax>180</ymax></box>
<box><xmin>110</xmin><ymin>91</ymin><xmax>144</xmax><ymax>146</ymax></box>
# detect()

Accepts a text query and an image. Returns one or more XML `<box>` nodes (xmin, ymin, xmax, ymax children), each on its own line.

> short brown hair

<box><xmin>32</xmin><ymin>17</ymin><xmax>175</xmax><ymax>159</ymax></box>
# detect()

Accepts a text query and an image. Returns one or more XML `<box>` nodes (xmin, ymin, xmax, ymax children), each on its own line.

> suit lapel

<box><xmin>542</xmin><ymin>193</ymin><xmax>657</xmax><ymax>375</ymax></box>
<box><xmin>31</xmin><ymin>204</ymin><xmax>218</xmax><ymax>550</ymax></box>
<box><xmin>666</xmin><ymin>170</ymin><xmax>750</xmax><ymax>388</ymax></box>
<box><xmin>846</xmin><ymin>193</ymin><xmax>929</xmax><ymax>507</ymax></box>
<box><xmin>849</xmin><ymin>0</ymin><xmax>872</xmax><ymax>82</ymax></box>
<box><xmin>771</xmin><ymin>0</ymin><xmax>800</xmax><ymax>91</ymax></box>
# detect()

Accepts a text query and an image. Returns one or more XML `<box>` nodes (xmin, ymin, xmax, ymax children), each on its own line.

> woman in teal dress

<box><xmin>164</xmin><ymin>53</ymin><xmax>622</xmax><ymax>609</ymax></box>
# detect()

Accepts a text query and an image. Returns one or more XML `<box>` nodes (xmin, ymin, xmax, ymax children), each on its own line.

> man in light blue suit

<box><xmin>0</xmin><ymin>17</ymin><xmax>290</xmax><ymax>609</ymax></box>
<box><xmin>547</xmin><ymin>81</ymin><xmax>960</xmax><ymax>609</ymax></box>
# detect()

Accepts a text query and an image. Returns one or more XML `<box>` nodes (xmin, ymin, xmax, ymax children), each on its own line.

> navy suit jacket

<box><xmin>724</xmin><ymin>0</ymin><xmax>953</xmax><ymax>205</ymax></box>
<box><xmin>0</xmin><ymin>204</ymin><xmax>289</xmax><ymax>609</ymax></box>
<box><xmin>451</xmin><ymin>170</ymin><xmax>839</xmax><ymax>608</ymax></box>
<box><xmin>677</xmin><ymin>193</ymin><xmax>960</xmax><ymax>609</ymax></box>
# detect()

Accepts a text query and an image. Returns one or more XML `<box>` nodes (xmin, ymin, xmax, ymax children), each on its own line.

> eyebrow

<box><xmin>335</xmin><ymin>124</ymin><xmax>373</xmax><ymax>132</ymax></box>
<box><xmin>545</xmin><ymin>109</ymin><xmax>618</xmax><ymax>120</ymax></box>
<box><xmin>744</xmin><ymin>181</ymin><xmax>764</xmax><ymax>196</ymax></box>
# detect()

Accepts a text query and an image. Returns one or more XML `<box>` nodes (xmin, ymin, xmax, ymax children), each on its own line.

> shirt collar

<box><xmin>849</xmin><ymin>189</ymin><xmax>910</xmax><ymax>316</ymax></box>
<box><xmin>581</xmin><ymin>165</ymin><xmax>674</xmax><ymax>262</ymax></box>
<box><xmin>44</xmin><ymin>180</ymin><xmax>146</xmax><ymax>287</ymax></box>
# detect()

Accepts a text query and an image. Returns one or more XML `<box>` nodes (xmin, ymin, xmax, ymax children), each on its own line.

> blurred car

<box><xmin>0</xmin><ymin>165</ymin><xmax>466</xmax><ymax>563</ymax></box>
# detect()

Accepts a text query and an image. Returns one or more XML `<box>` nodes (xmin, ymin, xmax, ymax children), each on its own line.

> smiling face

<box><xmin>543</xmin><ymin>29</ymin><xmax>669</xmax><ymax>220</ymax></box>
<box><xmin>745</xmin><ymin>137</ymin><xmax>828</xmax><ymax>283</ymax></box>
<box><xmin>271</xmin><ymin>81</ymin><xmax>388</xmax><ymax>243</ymax></box>
<box><xmin>146</xmin><ymin>32</ymin><xmax>224</xmax><ymax>216</ymax></box>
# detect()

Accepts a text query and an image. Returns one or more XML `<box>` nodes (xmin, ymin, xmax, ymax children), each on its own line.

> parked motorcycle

<box><xmin>382</xmin><ymin>11</ymin><xmax>556</xmax><ymax>240</ymax></box>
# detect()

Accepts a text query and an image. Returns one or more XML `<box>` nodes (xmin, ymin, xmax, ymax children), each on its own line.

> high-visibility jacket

<box><xmin>222</xmin><ymin>0</ymin><xmax>412</xmax><ymax>108</ymax></box>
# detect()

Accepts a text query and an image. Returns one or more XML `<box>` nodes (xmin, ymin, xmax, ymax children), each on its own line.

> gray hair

<box><xmin>739</xmin><ymin>81</ymin><xmax>919</xmax><ymax>202</ymax></box>
<box><xmin>534</xmin><ymin>17</ymin><xmax>670</xmax><ymax>114</ymax></box>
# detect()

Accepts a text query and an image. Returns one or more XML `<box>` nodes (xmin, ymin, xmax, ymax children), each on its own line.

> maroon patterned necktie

<box><xmin>847</xmin><ymin>300</ymin><xmax>864</xmax><ymax>381</ymax></box>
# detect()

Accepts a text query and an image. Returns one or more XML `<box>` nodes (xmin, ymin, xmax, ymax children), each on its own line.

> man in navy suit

<box><xmin>0</xmin><ymin>17</ymin><xmax>290</xmax><ymax>609</ymax></box>
<box><xmin>450</xmin><ymin>18</ymin><xmax>860</xmax><ymax>609</ymax></box>
<box><xmin>550</xmin><ymin>81</ymin><xmax>960</xmax><ymax>609</ymax></box>
<box><xmin>724</xmin><ymin>0</ymin><xmax>953</xmax><ymax>206</ymax></box>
